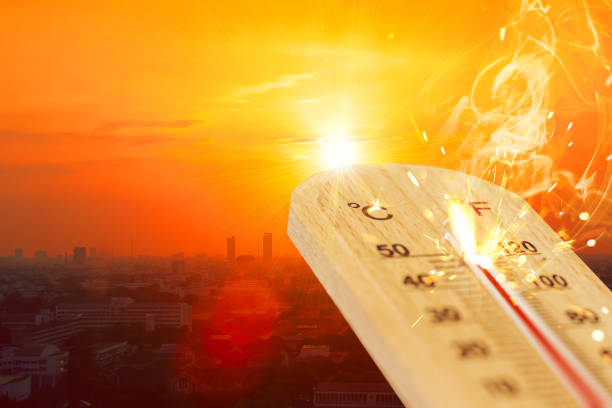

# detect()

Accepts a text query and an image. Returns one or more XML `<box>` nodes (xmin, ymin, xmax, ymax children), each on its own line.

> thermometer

<box><xmin>288</xmin><ymin>164</ymin><xmax>612</xmax><ymax>408</ymax></box>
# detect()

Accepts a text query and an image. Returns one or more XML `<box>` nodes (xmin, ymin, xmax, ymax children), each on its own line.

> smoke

<box><xmin>439</xmin><ymin>0</ymin><xmax>612</xmax><ymax>249</ymax></box>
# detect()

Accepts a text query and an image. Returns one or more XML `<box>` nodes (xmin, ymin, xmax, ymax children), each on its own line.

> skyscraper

<box><xmin>73</xmin><ymin>247</ymin><xmax>87</xmax><ymax>264</ymax></box>
<box><xmin>226</xmin><ymin>236</ymin><xmax>235</xmax><ymax>262</ymax></box>
<box><xmin>14</xmin><ymin>248</ymin><xmax>23</xmax><ymax>259</ymax></box>
<box><xmin>171</xmin><ymin>259</ymin><xmax>185</xmax><ymax>274</ymax></box>
<box><xmin>263</xmin><ymin>232</ymin><xmax>272</xmax><ymax>261</ymax></box>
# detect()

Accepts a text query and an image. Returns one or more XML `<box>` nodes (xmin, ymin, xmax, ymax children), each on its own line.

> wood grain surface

<box><xmin>288</xmin><ymin>164</ymin><xmax>612</xmax><ymax>408</ymax></box>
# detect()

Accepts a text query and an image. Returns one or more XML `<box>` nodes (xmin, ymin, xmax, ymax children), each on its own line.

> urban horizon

<box><xmin>4</xmin><ymin>232</ymin><xmax>289</xmax><ymax>260</ymax></box>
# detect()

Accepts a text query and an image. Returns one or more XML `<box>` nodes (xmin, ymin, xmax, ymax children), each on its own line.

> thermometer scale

<box><xmin>288</xmin><ymin>164</ymin><xmax>612</xmax><ymax>408</ymax></box>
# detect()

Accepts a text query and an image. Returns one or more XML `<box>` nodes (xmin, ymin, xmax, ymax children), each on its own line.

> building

<box><xmin>299</xmin><ymin>345</ymin><xmax>330</xmax><ymax>360</ymax></box>
<box><xmin>1</xmin><ymin>309</ymin><xmax>81</xmax><ymax>346</ymax></box>
<box><xmin>0</xmin><ymin>310</ymin><xmax>54</xmax><ymax>327</ymax></box>
<box><xmin>0</xmin><ymin>344</ymin><xmax>68</xmax><ymax>390</ymax></box>
<box><xmin>89</xmin><ymin>247</ymin><xmax>97</xmax><ymax>258</ymax></box>
<box><xmin>313</xmin><ymin>382</ymin><xmax>403</xmax><ymax>407</ymax></box>
<box><xmin>0</xmin><ymin>375</ymin><xmax>31</xmax><ymax>402</ymax></box>
<box><xmin>90</xmin><ymin>342</ymin><xmax>130</xmax><ymax>367</ymax></box>
<box><xmin>14</xmin><ymin>248</ymin><xmax>23</xmax><ymax>259</ymax></box>
<box><xmin>34</xmin><ymin>250</ymin><xmax>47</xmax><ymax>259</ymax></box>
<box><xmin>73</xmin><ymin>247</ymin><xmax>87</xmax><ymax>264</ymax></box>
<box><xmin>8</xmin><ymin>318</ymin><xmax>82</xmax><ymax>346</ymax></box>
<box><xmin>226</xmin><ymin>236</ymin><xmax>236</xmax><ymax>262</ymax></box>
<box><xmin>172</xmin><ymin>259</ymin><xmax>185</xmax><ymax>274</ymax></box>
<box><xmin>263</xmin><ymin>232</ymin><xmax>272</xmax><ymax>261</ymax></box>
<box><xmin>56</xmin><ymin>297</ymin><xmax>192</xmax><ymax>330</ymax></box>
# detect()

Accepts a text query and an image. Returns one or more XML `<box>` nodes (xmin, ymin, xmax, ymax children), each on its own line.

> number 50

<box><xmin>376</xmin><ymin>243</ymin><xmax>410</xmax><ymax>257</ymax></box>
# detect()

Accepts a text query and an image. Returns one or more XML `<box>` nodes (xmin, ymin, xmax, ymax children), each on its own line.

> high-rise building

<box><xmin>171</xmin><ymin>259</ymin><xmax>185</xmax><ymax>274</ymax></box>
<box><xmin>226</xmin><ymin>236</ymin><xmax>236</xmax><ymax>262</ymax></box>
<box><xmin>89</xmin><ymin>247</ymin><xmax>97</xmax><ymax>258</ymax></box>
<box><xmin>73</xmin><ymin>247</ymin><xmax>87</xmax><ymax>264</ymax></box>
<box><xmin>14</xmin><ymin>248</ymin><xmax>23</xmax><ymax>259</ymax></box>
<box><xmin>263</xmin><ymin>232</ymin><xmax>272</xmax><ymax>261</ymax></box>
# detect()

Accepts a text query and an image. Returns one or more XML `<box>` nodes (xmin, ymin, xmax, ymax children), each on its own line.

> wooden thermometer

<box><xmin>288</xmin><ymin>164</ymin><xmax>612</xmax><ymax>408</ymax></box>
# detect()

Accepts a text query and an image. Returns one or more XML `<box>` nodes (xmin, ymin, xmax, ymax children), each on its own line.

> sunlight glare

<box><xmin>320</xmin><ymin>137</ymin><xmax>358</xmax><ymax>169</ymax></box>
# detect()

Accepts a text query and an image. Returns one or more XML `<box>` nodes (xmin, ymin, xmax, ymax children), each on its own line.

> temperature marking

<box><xmin>289</xmin><ymin>164</ymin><xmax>612</xmax><ymax>407</ymax></box>
<box><xmin>469</xmin><ymin>201</ymin><xmax>491</xmax><ymax>216</ymax></box>
<box><xmin>476</xmin><ymin>265</ymin><xmax>608</xmax><ymax>408</ymax></box>
<box><xmin>347</xmin><ymin>201</ymin><xmax>393</xmax><ymax>220</ymax></box>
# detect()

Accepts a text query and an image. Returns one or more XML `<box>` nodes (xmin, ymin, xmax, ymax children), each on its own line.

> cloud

<box><xmin>0</xmin><ymin>129</ymin><xmax>54</xmax><ymax>142</ymax></box>
<box><xmin>235</xmin><ymin>73</ymin><xmax>314</xmax><ymax>97</ymax></box>
<box><xmin>273</xmin><ymin>135</ymin><xmax>402</xmax><ymax>145</ymax></box>
<box><xmin>93</xmin><ymin>133</ymin><xmax>209</xmax><ymax>146</ymax></box>
<box><xmin>96</xmin><ymin>119</ymin><xmax>204</xmax><ymax>132</ymax></box>
<box><xmin>0</xmin><ymin>158</ymin><xmax>146</xmax><ymax>177</ymax></box>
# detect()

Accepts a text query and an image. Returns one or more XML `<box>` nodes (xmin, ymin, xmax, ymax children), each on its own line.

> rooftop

<box><xmin>315</xmin><ymin>382</ymin><xmax>395</xmax><ymax>393</ymax></box>
<box><xmin>0</xmin><ymin>375</ymin><xmax>29</xmax><ymax>386</ymax></box>
<box><xmin>16</xmin><ymin>344</ymin><xmax>63</xmax><ymax>357</ymax></box>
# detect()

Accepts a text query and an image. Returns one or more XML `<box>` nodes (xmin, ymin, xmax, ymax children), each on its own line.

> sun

<box><xmin>319</xmin><ymin>138</ymin><xmax>358</xmax><ymax>169</ymax></box>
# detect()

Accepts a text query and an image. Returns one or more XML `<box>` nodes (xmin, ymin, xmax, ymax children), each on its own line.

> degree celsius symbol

<box><xmin>347</xmin><ymin>202</ymin><xmax>393</xmax><ymax>221</ymax></box>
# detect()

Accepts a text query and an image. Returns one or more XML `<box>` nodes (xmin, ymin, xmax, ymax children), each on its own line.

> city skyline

<box><xmin>2</xmin><ymin>2</ymin><xmax>610</xmax><ymax>257</ymax></box>
<box><xmin>5</xmin><ymin>233</ymin><xmax>276</xmax><ymax>259</ymax></box>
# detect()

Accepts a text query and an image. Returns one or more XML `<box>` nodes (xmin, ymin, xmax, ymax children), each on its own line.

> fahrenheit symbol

<box><xmin>469</xmin><ymin>201</ymin><xmax>491</xmax><ymax>216</ymax></box>
<box><xmin>347</xmin><ymin>202</ymin><xmax>393</xmax><ymax>221</ymax></box>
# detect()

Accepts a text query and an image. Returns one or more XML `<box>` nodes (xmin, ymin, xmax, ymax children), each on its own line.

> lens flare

<box><xmin>447</xmin><ymin>200</ymin><xmax>493</xmax><ymax>268</ymax></box>
<box><xmin>320</xmin><ymin>138</ymin><xmax>357</xmax><ymax>169</ymax></box>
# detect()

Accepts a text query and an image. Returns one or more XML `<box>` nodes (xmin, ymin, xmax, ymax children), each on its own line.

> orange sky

<box><xmin>1</xmin><ymin>1</ymin><xmax>610</xmax><ymax>257</ymax></box>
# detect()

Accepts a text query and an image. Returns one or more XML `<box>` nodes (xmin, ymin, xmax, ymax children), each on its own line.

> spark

<box><xmin>607</xmin><ymin>155</ymin><xmax>612</xmax><ymax>161</ymax></box>
<box><xmin>518</xmin><ymin>255</ymin><xmax>526</xmax><ymax>266</ymax></box>
<box><xmin>447</xmin><ymin>200</ymin><xmax>493</xmax><ymax>268</ymax></box>
<box><xmin>587</xmin><ymin>239</ymin><xmax>596</xmax><ymax>247</ymax></box>
<box><xmin>567</xmin><ymin>122</ymin><xmax>573</xmax><ymax>130</ymax></box>
<box><xmin>449</xmin><ymin>275</ymin><xmax>456</xmax><ymax>280</ymax></box>
<box><xmin>411</xmin><ymin>314</ymin><xmax>424</xmax><ymax>328</ymax></box>
<box><xmin>592</xmin><ymin>329</ymin><xmax>605</xmax><ymax>342</ymax></box>
<box><xmin>547</xmin><ymin>111</ymin><xmax>554</xmax><ymax>119</ymax></box>
<box><xmin>519</xmin><ymin>210</ymin><xmax>527</xmax><ymax>218</ymax></box>
<box><xmin>568</xmin><ymin>141</ymin><xmax>573</xmax><ymax>147</ymax></box>
<box><xmin>554</xmin><ymin>240</ymin><xmax>575</xmax><ymax>251</ymax></box>
<box><xmin>602</xmin><ymin>307</ymin><xmax>609</xmax><ymax>315</ymax></box>
<box><xmin>407</xmin><ymin>171</ymin><xmax>420</xmax><ymax>187</ymax></box>
<box><xmin>499</xmin><ymin>27</ymin><xmax>506</xmax><ymax>41</ymax></box>
<box><xmin>422</xmin><ymin>131</ymin><xmax>428</xmax><ymax>142</ymax></box>
<box><xmin>559</xmin><ymin>211</ymin><xmax>564</xmax><ymax>215</ymax></box>
<box><xmin>547</xmin><ymin>182</ymin><xmax>557</xmax><ymax>193</ymax></box>
<box><xmin>606</xmin><ymin>73</ymin><xmax>612</xmax><ymax>87</ymax></box>
<box><xmin>440</xmin><ymin>146</ymin><xmax>446</xmax><ymax>155</ymax></box>
<box><xmin>526</xmin><ymin>273</ymin><xmax>536</xmax><ymax>283</ymax></box>
<box><xmin>444</xmin><ymin>194</ymin><xmax>450</xmax><ymax>199</ymax></box>
<box><xmin>579</xmin><ymin>212</ymin><xmax>589</xmax><ymax>221</ymax></box>
<box><xmin>501</xmin><ymin>173</ymin><xmax>508</xmax><ymax>188</ymax></box>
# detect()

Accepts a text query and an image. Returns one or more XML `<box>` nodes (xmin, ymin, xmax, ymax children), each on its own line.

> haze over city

<box><xmin>2</xmin><ymin>1</ymin><xmax>609</xmax><ymax>257</ymax></box>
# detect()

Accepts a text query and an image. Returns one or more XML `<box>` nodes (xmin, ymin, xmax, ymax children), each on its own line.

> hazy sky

<box><xmin>1</xmin><ymin>1</ymin><xmax>610</xmax><ymax>256</ymax></box>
